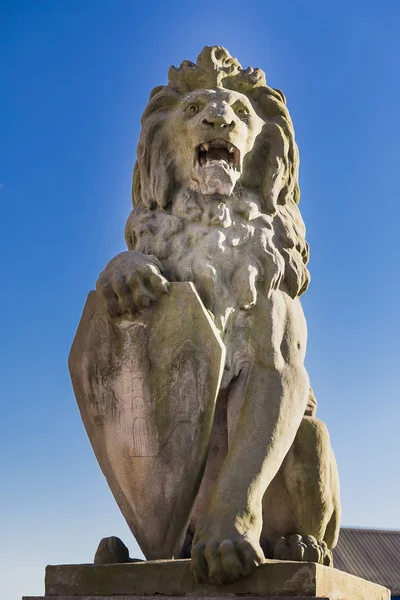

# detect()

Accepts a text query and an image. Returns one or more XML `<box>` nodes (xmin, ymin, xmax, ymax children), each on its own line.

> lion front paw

<box><xmin>96</xmin><ymin>251</ymin><xmax>169</xmax><ymax>317</ymax></box>
<box><xmin>272</xmin><ymin>534</ymin><xmax>332</xmax><ymax>566</ymax></box>
<box><xmin>191</xmin><ymin>531</ymin><xmax>264</xmax><ymax>585</ymax></box>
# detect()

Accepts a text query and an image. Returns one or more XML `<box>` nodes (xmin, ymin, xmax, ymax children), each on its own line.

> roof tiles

<box><xmin>334</xmin><ymin>528</ymin><xmax>400</xmax><ymax>595</ymax></box>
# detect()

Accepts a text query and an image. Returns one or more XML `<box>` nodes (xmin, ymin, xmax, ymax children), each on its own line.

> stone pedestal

<box><xmin>22</xmin><ymin>558</ymin><xmax>389</xmax><ymax>600</ymax></box>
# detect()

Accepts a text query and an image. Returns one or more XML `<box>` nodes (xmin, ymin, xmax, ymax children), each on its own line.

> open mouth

<box><xmin>195</xmin><ymin>139</ymin><xmax>241</xmax><ymax>171</ymax></box>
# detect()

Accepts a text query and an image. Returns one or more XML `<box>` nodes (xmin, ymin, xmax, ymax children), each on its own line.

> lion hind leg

<box><xmin>261</xmin><ymin>415</ymin><xmax>340</xmax><ymax>564</ymax></box>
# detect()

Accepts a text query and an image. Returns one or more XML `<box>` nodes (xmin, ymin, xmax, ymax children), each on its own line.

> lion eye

<box><xmin>186</xmin><ymin>104</ymin><xmax>199</xmax><ymax>115</ymax></box>
<box><xmin>235</xmin><ymin>106</ymin><xmax>249</xmax><ymax>117</ymax></box>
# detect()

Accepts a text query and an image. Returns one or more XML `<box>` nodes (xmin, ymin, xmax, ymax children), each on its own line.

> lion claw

<box><xmin>271</xmin><ymin>534</ymin><xmax>332</xmax><ymax>566</ymax></box>
<box><xmin>191</xmin><ymin>533</ymin><xmax>264</xmax><ymax>585</ymax></box>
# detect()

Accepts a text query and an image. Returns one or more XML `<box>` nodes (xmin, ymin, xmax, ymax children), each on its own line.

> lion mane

<box><xmin>125</xmin><ymin>47</ymin><xmax>310</xmax><ymax>324</ymax></box>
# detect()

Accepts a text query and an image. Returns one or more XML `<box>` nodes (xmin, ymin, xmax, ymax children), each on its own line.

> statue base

<box><xmin>22</xmin><ymin>558</ymin><xmax>389</xmax><ymax>600</ymax></box>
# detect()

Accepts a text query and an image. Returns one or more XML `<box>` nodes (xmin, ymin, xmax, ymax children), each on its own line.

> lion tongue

<box><xmin>206</xmin><ymin>147</ymin><xmax>230</xmax><ymax>163</ymax></box>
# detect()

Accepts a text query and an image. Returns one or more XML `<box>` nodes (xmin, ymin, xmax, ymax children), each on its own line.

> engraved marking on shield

<box><xmin>127</xmin><ymin>339</ymin><xmax>200</xmax><ymax>457</ymax></box>
<box><xmin>87</xmin><ymin>320</ymin><xmax>202</xmax><ymax>457</ymax></box>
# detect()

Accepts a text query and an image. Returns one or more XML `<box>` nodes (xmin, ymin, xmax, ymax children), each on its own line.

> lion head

<box><xmin>154</xmin><ymin>86</ymin><xmax>265</xmax><ymax>198</ymax></box>
<box><xmin>126</xmin><ymin>46</ymin><xmax>309</xmax><ymax>301</ymax></box>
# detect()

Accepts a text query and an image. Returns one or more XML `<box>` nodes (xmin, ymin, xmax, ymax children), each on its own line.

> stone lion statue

<box><xmin>71</xmin><ymin>46</ymin><xmax>340</xmax><ymax>585</ymax></box>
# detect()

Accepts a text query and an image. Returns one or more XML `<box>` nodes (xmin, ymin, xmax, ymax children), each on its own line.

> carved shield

<box><xmin>69</xmin><ymin>282</ymin><xmax>225</xmax><ymax>560</ymax></box>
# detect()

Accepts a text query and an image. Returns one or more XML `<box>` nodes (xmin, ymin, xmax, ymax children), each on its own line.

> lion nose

<box><xmin>202</xmin><ymin>116</ymin><xmax>235</xmax><ymax>129</ymax></box>
<box><xmin>202</xmin><ymin>105</ymin><xmax>236</xmax><ymax>129</ymax></box>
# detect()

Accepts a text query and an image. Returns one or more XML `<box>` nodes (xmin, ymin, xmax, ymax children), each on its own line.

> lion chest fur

<box><xmin>126</xmin><ymin>190</ymin><xmax>286</xmax><ymax>377</ymax></box>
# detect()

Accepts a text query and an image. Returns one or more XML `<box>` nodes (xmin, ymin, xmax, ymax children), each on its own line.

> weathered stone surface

<box><xmin>69</xmin><ymin>45</ymin><xmax>342</xmax><ymax>584</ymax></box>
<box><xmin>69</xmin><ymin>283</ymin><xmax>225</xmax><ymax>560</ymax></box>
<box><xmin>41</xmin><ymin>559</ymin><xmax>389</xmax><ymax>599</ymax></box>
<box><xmin>94</xmin><ymin>536</ymin><xmax>138</xmax><ymax>564</ymax></box>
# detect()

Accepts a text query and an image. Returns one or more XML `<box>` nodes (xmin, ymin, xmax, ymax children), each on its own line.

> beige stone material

<box><xmin>69</xmin><ymin>283</ymin><xmax>225</xmax><ymax>559</ymax></box>
<box><xmin>69</xmin><ymin>46</ymin><xmax>341</xmax><ymax>584</ymax></box>
<box><xmin>40</xmin><ymin>559</ymin><xmax>389</xmax><ymax>599</ymax></box>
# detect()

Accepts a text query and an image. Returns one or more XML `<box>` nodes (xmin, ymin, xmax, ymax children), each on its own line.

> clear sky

<box><xmin>1</xmin><ymin>1</ymin><xmax>399</xmax><ymax>598</ymax></box>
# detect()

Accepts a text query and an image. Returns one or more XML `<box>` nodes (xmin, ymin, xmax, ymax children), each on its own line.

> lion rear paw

<box><xmin>94</xmin><ymin>536</ymin><xmax>143</xmax><ymax>564</ymax></box>
<box><xmin>272</xmin><ymin>534</ymin><xmax>332</xmax><ymax>566</ymax></box>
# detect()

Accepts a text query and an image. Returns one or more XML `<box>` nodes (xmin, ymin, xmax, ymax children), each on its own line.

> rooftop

<box><xmin>334</xmin><ymin>527</ymin><xmax>400</xmax><ymax>595</ymax></box>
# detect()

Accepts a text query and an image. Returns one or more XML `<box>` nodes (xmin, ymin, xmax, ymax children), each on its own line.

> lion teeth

<box><xmin>196</xmin><ymin>140</ymin><xmax>241</xmax><ymax>171</ymax></box>
<box><xmin>199</xmin><ymin>143</ymin><xmax>210</xmax><ymax>152</ymax></box>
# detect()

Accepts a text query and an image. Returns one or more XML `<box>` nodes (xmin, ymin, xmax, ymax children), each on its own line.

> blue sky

<box><xmin>1</xmin><ymin>1</ymin><xmax>399</xmax><ymax>598</ymax></box>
